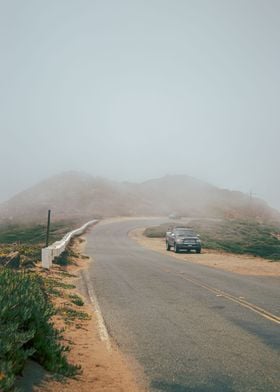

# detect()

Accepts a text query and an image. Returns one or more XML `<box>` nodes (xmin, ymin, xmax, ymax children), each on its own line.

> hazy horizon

<box><xmin>1</xmin><ymin>1</ymin><xmax>280</xmax><ymax>210</ymax></box>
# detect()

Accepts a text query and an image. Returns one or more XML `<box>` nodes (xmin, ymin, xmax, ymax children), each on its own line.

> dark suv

<box><xmin>166</xmin><ymin>227</ymin><xmax>201</xmax><ymax>253</ymax></box>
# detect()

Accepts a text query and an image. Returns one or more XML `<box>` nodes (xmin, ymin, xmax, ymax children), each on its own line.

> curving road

<box><xmin>84</xmin><ymin>218</ymin><xmax>280</xmax><ymax>392</ymax></box>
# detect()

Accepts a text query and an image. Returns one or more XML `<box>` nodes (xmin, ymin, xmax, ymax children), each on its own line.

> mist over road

<box><xmin>85</xmin><ymin>219</ymin><xmax>280</xmax><ymax>392</ymax></box>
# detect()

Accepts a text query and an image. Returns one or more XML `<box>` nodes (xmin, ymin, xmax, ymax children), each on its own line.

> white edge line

<box><xmin>82</xmin><ymin>271</ymin><xmax>111</xmax><ymax>351</ymax></box>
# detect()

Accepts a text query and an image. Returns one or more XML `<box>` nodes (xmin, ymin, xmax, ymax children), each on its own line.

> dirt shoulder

<box><xmin>130</xmin><ymin>228</ymin><xmax>280</xmax><ymax>277</ymax></box>
<box><xmin>16</xmin><ymin>236</ymin><xmax>146</xmax><ymax>392</ymax></box>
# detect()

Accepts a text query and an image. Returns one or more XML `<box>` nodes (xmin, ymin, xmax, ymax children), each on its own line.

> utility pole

<box><xmin>248</xmin><ymin>190</ymin><xmax>257</xmax><ymax>218</ymax></box>
<box><xmin>249</xmin><ymin>189</ymin><xmax>257</xmax><ymax>202</ymax></box>
<box><xmin>46</xmin><ymin>209</ymin><xmax>51</xmax><ymax>247</ymax></box>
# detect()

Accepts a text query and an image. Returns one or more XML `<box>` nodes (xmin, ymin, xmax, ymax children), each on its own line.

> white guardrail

<box><xmin>41</xmin><ymin>220</ymin><xmax>98</xmax><ymax>269</ymax></box>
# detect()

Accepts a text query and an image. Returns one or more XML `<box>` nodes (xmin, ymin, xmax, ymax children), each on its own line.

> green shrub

<box><xmin>144</xmin><ymin>226</ymin><xmax>166</xmax><ymax>238</ymax></box>
<box><xmin>53</xmin><ymin>250</ymin><xmax>70</xmax><ymax>266</ymax></box>
<box><xmin>53</xmin><ymin>247</ymin><xmax>78</xmax><ymax>266</ymax></box>
<box><xmin>0</xmin><ymin>269</ymin><xmax>79</xmax><ymax>391</ymax></box>
<box><xmin>45</xmin><ymin>277</ymin><xmax>76</xmax><ymax>291</ymax></box>
<box><xmin>58</xmin><ymin>306</ymin><xmax>90</xmax><ymax>323</ymax></box>
<box><xmin>69</xmin><ymin>294</ymin><xmax>84</xmax><ymax>307</ymax></box>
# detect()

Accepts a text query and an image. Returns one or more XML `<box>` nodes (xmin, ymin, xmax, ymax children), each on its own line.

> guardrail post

<box><xmin>42</xmin><ymin>248</ymin><xmax>52</xmax><ymax>269</ymax></box>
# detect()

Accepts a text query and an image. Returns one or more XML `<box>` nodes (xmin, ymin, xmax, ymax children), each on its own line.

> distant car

<box><xmin>168</xmin><ymin>213</ymin><xmax>181</xmax><ymax>220</ymax></box>
<box><xmin>166</xmin><ymin>227</ymin><xmax>201</xmax><ymax>253</ymax></box>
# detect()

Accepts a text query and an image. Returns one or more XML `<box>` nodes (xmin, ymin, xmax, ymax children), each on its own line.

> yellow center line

<box><xmin>163</xmin><ymin>269</ymin><xmax>280</xmax><ymax>325</ymax></box>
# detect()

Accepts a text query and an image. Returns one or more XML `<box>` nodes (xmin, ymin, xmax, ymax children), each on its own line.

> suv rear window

<box><xmin>174</xmin><ymin>229</ymin><xmax>196</xmax><ymax>237</ymax></box>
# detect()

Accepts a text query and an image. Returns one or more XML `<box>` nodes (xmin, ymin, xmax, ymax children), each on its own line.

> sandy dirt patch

<box><xmin>130</xmin><ymin>228</ymin><xmax>280</xmax><ymax>277</ymax></box>
<box><xmin>30</xmin><ymin>307</ymin><xmax>145</xmax><ymax>392</ymax></box>
<box><xmin>16</xmin><ymin>236</ymin><xmax>146</xmax><ymax>392</ymax></box>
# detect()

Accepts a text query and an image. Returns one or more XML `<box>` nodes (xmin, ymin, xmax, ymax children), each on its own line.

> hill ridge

<box><xmin>0</xmin><ymin>172</ymin><xmax>279</xmax><ymax>224</ymax></box>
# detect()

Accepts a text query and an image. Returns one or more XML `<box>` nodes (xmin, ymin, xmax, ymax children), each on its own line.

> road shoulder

<box><xmin>16</xmin><ymin>236</ymin><xmax>146</xmax><ymax>392</ymax></box>
<box><xmin>130</xmin><ymin>228</ymin><xmax>280</xmax><ymax>276</ymax></box>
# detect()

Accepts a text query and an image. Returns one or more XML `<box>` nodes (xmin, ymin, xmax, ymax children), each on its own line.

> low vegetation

<box><xmin>0</xmin><ymin>221</ymin><xmax>77</xmax><ymax>244</ymax></box>
<box><xmin>53</xmin><ymin>244</ymin><xmax>79</xmax><ymax>266</ymax></box>
<box><xmin>58</xmin><ymin>306</ymin><xmax>90</xmax><ymax>323</ymax></box>
<box><xmin>0</xmin><ymin>269</ymin><xmax>79</xmax><ymax>391</ymax></box>
<box><xmin>144</xmin><ymin>219</ymin><xmax>280</xmax><ymax>261</ymax></box>
<box><xmin>0</xmin><ymin>221</ymin><xmax>88</xmax><ymax>391</ymax></box>
<box><xmin>0</xmin><ymin>220</ymin><xmax>79</xmax><ymax>268</ymax></box>
<box><xmin>69</xmin><ymin>293</ymin><xmax>85</xmax><ymax>307</ymax></box>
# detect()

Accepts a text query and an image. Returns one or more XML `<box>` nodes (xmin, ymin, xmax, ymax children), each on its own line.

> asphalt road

<box><xmin>84</xmin><ymin>219</ymin><xmax>280</xmax><ymax>392</ymax></box>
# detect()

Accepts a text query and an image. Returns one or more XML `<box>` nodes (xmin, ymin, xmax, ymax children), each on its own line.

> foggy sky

<box><xmin>1</xmin><ymin>0</ymin><xmax>280</xmax><ymax>209</ymax></box>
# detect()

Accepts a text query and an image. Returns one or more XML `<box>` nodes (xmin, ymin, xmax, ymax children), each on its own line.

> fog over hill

<box><xmin>0</xmin><ymin>172</ymin><xmax>279</xmax><ymax>224</ymax></box>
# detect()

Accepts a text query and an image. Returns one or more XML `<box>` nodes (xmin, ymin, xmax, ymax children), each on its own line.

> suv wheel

<box><xmin>166</xmin><ymin>241</ymin><xmax>171</xmax><ymax>251</ymax></box>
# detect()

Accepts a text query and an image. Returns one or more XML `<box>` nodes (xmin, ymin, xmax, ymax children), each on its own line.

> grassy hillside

<box><xmin>0</xmin><ymin>220</ymin><xmax>79</xmax><ymax>244</ymax></box>
<box><xmin>144</xmin><ymin>219</ymin><xmax>280</xmax><ymax>261</ymax></box>
<box><xmin>1</xmin><ymin>172</ymin><xmax>279</xmax><ymax>223</ymax></box>
<box><xmin>0</xmin><ymin>220</ymin><xmax>81</xmax><ymax>268</ymax></box>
